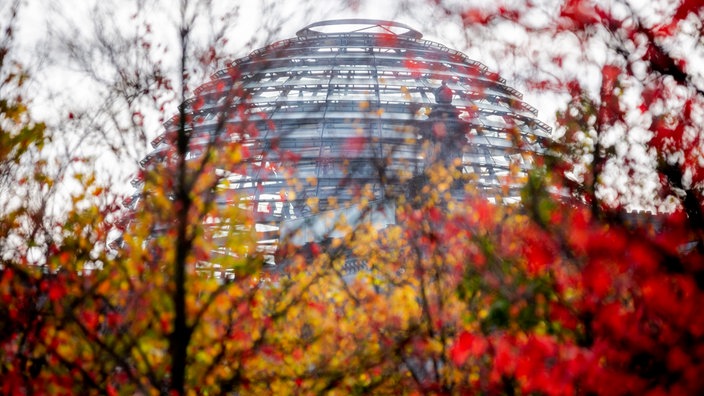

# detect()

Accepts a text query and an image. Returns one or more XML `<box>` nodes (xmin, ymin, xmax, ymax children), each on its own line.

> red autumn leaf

<box><xmin>193</xmin><ymin>246</ymin><xmax>209</xmax><ymax>262</ymax></box>
<box><xmin>450</xmin><ymin>331</ymin><xmax>487</xmax><ymax>365</ymax></box>
<box><xmin>106</xmin><ymin>312</ymin><xmax>121</xmax><ymax>327</ymax></box>
<box><xmin>490</xmin><ymin>336</ymin><xmax>517</xmax><ymax>382</ymax></box>
<box><xmin>344</xmin><ymin>136</ymin><xmax>366</xmax><ymax>154</ymax></box>
<box><xmin>601</xmin><ymin>64</ymin><xmax>620</xmax><ymax>91</ymax></box>
<box><xmin>461</xmin><ymin>8</ymin><xmax>489</xmax><ymax>25</ymax></box>
<box><xmin>309</xmin><ymin>242</ymin><xmax>321</xmax><ymax>257</ymax></box>
<box><xmin>674</xmin><ymin>0</ymin><xmax>704</xmax><ymax>22</ymax></box>
<box><xmin>2</xmin><ymin>267</ymin><xmax>14</xmax><ymax>283</ymax></box>
<box><xmin>58</xmin><ymin>251</ymin><xmax>71</xmax><ymax>265</ymax></box>
<box><xmin>48</xmin><ymin>282</ymin><xmax>65</xmax><ymax>302</ymax></box>
<box><xmin>260</xmin><ymin>345</ymin><xmax>281</xmax><ymax>361</ymax></box>
<box><xmin>628</xmin><ymin>240</ymin><xmax>659</xmax><ymax>274</ymax></box>
<box><xmin>230</xmin><ymin>329</ymin><xmax>249</xmax><ymax>342</ymax></box>
<box><xmin>667</xmin><ymin>346</ymin><xmax>691</xmax><ymax>372</ymax></box>
<box><xmin>246</xmin><ymin>122</ymin><xmax>259</xmax><ymax>138</ymax></box>
<box><xmin>498</xmin><ymin>6</ymin><xmax>520</xmax><ymax>21</ymax></box>
<box><xmin>560</xmin><ymin>0</ymin><xmax>601</xmax><ymax>29</ymax></box>
<box><xmin>307</xmin><ymin>301</ymin><xmax>325</xmax><ymax>313</ymax></box>
<box><xmin>524</xmin><ymin>239</ymin><xmax>552</xmax><ymax>275</ymax></box>
<box><xmin>549</xmin><ymin>301</ymin><xmax>578</xmax><ymax>330</ymax></box>
<box><xmin>582</xmin><ymin>260</ymin><xmax>612</xmax><ymax>298</ymax></box>
<box><xmin>428</xmin><ymin>206</ymin><xmax>442</xmax><ymax>223</ymax></box>
<box><xmin>82</xmin><ymin>310</ymin><xmax>99</xmax><ymax>331</ymax></box>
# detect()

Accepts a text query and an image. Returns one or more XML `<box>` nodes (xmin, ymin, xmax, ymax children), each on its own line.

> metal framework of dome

<box><xmin>134</xmin><ymin>19</ymin><xmax>551</xmax><ymax>264</ymax></box>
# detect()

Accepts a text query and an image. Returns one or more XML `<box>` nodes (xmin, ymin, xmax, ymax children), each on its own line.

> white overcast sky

<box><xmin>14</xmin><ymin>0</ymin><xmax>556</xmax><ymax>122</ymax></box>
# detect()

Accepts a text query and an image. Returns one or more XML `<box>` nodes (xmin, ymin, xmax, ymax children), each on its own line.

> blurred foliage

<box><xmin>1</xmin><ymin>0</ymin><xmax>704</xmax><ymax>395</ymax></box>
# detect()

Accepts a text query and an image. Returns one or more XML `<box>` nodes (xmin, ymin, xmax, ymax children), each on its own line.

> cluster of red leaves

<box><xmin>445</xmin><ymin>1</ymin><xmax>704</xmax><ymax>385</ymax></box>
<box><xmin>0</xmin><ymin>268</ymin><xmax>63</xmax><ymax>394</ymax></box>
<box><xmin>448</xmin><ymin>198</ymin><xmax>704</xmax><ymax>395</ymax></box>
<box><xmin>563</xmin><ymin>209</ymin><xmax>704</xmax><ymax>394</ymax></box>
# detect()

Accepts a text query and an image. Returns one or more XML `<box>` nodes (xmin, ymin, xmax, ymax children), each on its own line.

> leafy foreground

<box><xmin>2</xmin><ymin>148</ymin><xmax>704</xmax><ymax>396</ymax></box>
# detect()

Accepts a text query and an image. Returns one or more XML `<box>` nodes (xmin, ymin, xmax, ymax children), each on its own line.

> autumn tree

<box><xmin>2</xmin><ymin>1</ymin><xmax>417</xmax><ymax>395</ymax></box>
<box><xmin>1</xmin><ymin>1</ymin><xmax>332</xmax><ymax>394</ymax></box>
<box><xmin>405</xmin><ymin>0</ymin><xmax>704</xmax><ymax>394</ymax></box>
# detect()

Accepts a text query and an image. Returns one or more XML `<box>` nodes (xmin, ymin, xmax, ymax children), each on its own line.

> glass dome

<box><xmin>131</xmin><ymin>19</ymin><xmax>551</xmax><ymax>263</ymax></box>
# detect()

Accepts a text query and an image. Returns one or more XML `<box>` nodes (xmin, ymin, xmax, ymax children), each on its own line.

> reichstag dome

<box><xmin>132</xmin><ymin>19</ymin><xmax>551</xmax><ymax>264</ymax></box>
